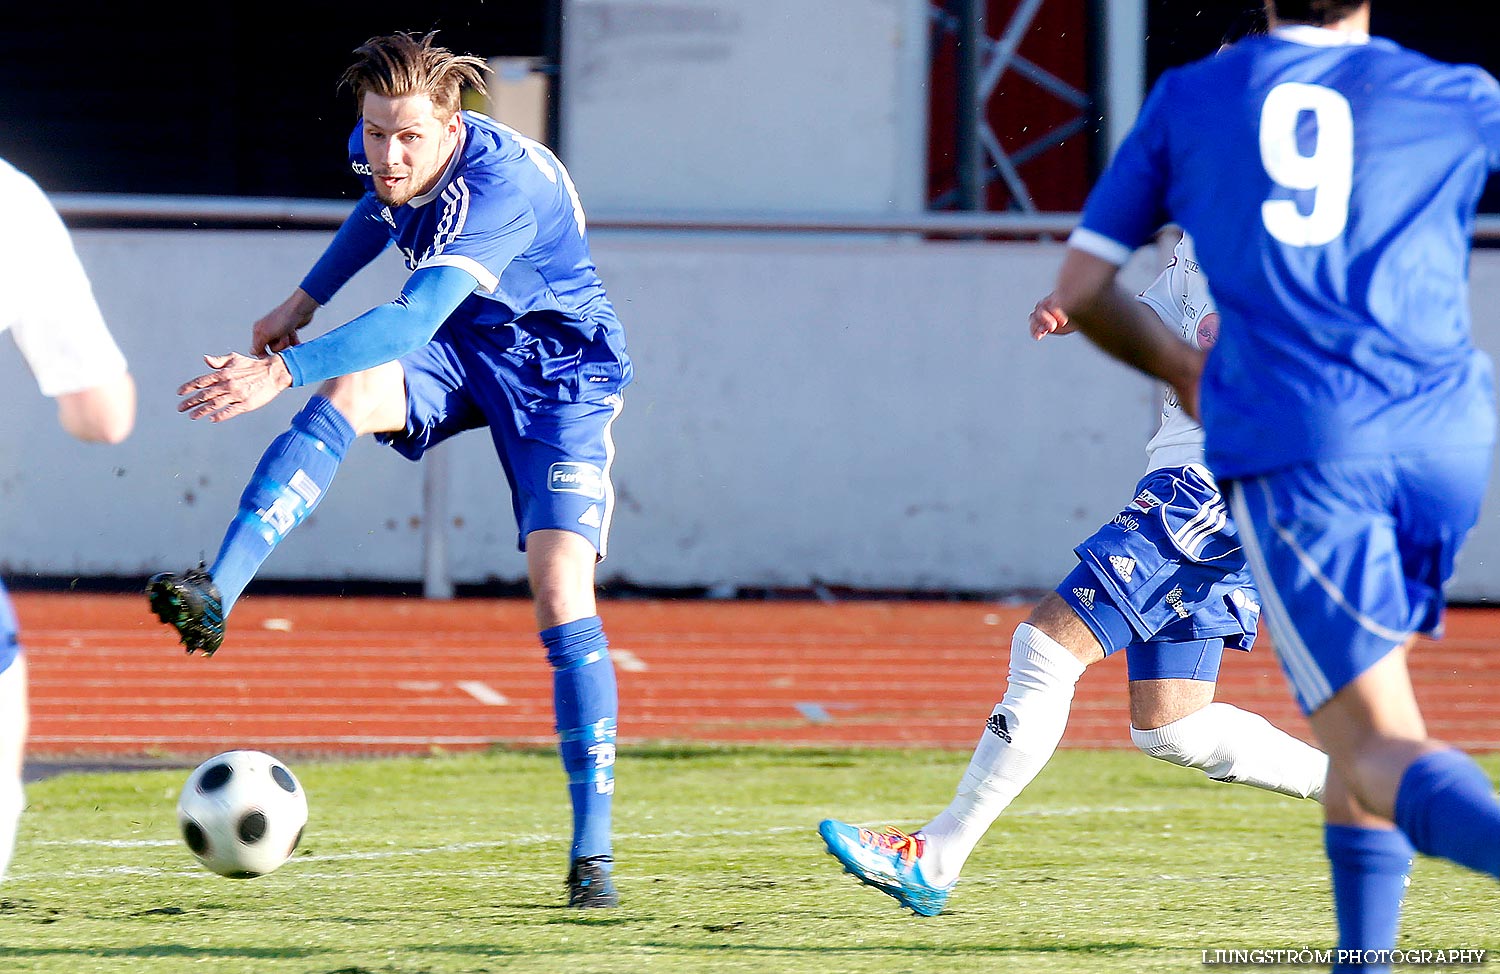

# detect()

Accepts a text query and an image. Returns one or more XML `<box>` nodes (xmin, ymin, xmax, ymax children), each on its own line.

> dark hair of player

<box><xmin>1268</xmin><ymin>1</ymin><xmax>1367</xmax><ymax>25</ymax></box>
<box><xmin>1223</xmin><ymin>8</ymin><xmax>1271</xmax><ymax>46</ymax></box>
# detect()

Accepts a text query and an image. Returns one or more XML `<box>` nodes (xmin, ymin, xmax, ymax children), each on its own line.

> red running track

<box><xmin>15</xmin><ymin>593</ymin><xmax>1500</xmax><ymax>760</ymax></box>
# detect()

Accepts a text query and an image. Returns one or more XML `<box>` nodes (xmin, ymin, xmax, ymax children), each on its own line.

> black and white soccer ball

<box><xmin>177</xmin><ymin>749</ymin><xmax>308</xmax><ymax>878</ymax></box>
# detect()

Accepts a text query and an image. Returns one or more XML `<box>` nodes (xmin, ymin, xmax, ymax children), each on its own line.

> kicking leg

<box><xmin>148</xmin><ymin>363</ymin><xmax>405</xmax><ymax>654</ymax></box>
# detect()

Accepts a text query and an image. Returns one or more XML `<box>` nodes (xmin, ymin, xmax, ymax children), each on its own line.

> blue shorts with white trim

<box><xmin>1060</xmin><ymin>464</ymin><xmax>1260</xmax><ymax>643</ymax></box>
<box><xmin>1057</xmin><ymin>561</ymin><xmax>1231</xmax><ymax>681</ymax></box>
<box><xmin>1056</xmin><ymin>464</ymin><xmax>1261</xmax><ymax>683</ymax></box>
<box><xmin>1225</xmin><ymin>447</ymin><xmax>1491</xmax><ymax>715</ymax></box>
<box><xmin>379</xmin><ymin>322</ymin><xmax>625</xmax><ymax>557</ymax></box>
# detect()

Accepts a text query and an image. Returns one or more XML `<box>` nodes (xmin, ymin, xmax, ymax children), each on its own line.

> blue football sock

<box><xmin>1325</xmin><ymin>825</ymin><xmax>1412</xmax><ymax>971</ymax></box>
<box><xmin>210</xmin><ymin>396</ymin><xmax>355</xmax><ymax>612</ymax></box>
<box><xmin>1394</xmin><ymin>748</ymin><xmax>1500</xmax><ymax>878</ymax></box>
<box><xmin>542</xmin><ymin>615</ymin><xmax>617</xmax><ymax>863</ymax></box>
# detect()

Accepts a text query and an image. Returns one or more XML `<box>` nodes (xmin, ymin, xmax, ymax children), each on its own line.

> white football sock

<box><xmin>1130</xmin><ymin>701</ymin><xmax>1327</xmax><ymax>801</ymax></box>
<box><xmin>919</xmin><ymin>622</ymin><xmax>1087</xmax><ymax>887</ymax></box>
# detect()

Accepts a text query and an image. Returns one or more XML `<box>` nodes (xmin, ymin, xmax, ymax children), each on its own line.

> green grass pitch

<box><xmin>1</xmin><ymin>746</ymin><xmax>1495</xmax><ymax>973</ymax></box>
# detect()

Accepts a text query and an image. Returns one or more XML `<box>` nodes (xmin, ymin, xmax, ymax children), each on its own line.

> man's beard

<box><xmin>373</xmin><ymin>168</ymin><xmax>426</xmax><ymax>207</ymax></box>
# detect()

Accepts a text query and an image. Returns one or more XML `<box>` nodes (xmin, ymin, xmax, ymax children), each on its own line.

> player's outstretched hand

<box><xmin>1029</xmin><ymin>293</ymin><xmax>1077</xmax><ymax>340</ymax></box>
<box><xmin>177</xmin><ymin>352</ymin><xmax>293</xmax><ymax>423</ymax></box>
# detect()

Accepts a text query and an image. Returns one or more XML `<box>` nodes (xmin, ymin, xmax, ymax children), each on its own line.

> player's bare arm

<box><xmin>252</xmin><ymin>288</ymin><xmax>320</xmax><ymax>355</ymax></box>
<box><xmin>56</xmin><ymin>372</ymin><xmax>136</xmax><ymax>444</ymax></box>
<box><xmin>1053</xmin><ymin>248</ymin><xmax>1204</xmax><ymax>418</ymax></box>
<box><xmin>177</xmin><ymin>352</ymin><xmax>294</xmax><ymax>423</ymax></box>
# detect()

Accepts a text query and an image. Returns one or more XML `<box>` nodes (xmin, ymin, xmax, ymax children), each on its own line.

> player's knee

<box><xmin>316</xmin><ymin>364</ymin><xmax>403</xmax><ymax>435</ymax></box>
<box><xmin>530</xmin><ymin>575</ymin><xmax>597</xmax><ymax>633</ymax></box>
<box><xmin>527</xmin><ymin>531</ymin><xmax>599</xmax><ymax>630</ymax></box>
<box><xmin>1130</xmin><ymin>705</ymin><xmax>1232</xmax><ymax>776</ymax></box>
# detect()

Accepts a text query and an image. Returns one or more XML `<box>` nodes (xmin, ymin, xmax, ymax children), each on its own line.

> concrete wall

<box><xmin>560</xmin><ymin>0</ymin><xmax>930</xmax><ymax>214</ymax></box>
<box><xmin>4</xmin><ymin>230</ymin><xmax>1499</xmax><ymax>601</ymax></box>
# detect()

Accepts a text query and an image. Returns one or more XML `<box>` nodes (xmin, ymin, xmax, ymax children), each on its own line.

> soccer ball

<box><xmin>176</xmin><ymin>749</ymin><xmax>308</xmax><ymax>878</ymax></box>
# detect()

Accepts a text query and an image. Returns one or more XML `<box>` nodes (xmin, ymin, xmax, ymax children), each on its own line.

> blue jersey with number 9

<box><xmin>1071</xmin><ymin>27</ymin><xmax>1500</xmax><ymax>479</ymax></box>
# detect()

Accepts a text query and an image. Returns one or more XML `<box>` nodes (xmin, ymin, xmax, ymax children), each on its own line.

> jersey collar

<box><xmin>1273</xmin><ymin>24</ymin><xmax>1370</xmax><ymax>47</ymax></box>
<box><xmin>407</xmin><ymin>114</ymin><xmax>470</xmax><ymax>208</ymax></box>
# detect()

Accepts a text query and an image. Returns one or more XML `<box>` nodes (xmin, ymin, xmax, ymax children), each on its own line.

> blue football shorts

<box><xmin>377</xmin><ymin>323</ymin><xmax>624</xmax><ymax>557</ymax></box>
<box><xmin>1057</xmin><ymin>463</ymin><xmax>1262</xmax><ymax>683</ymax></box>
<box><xmin>0</xmin><ymin>579</ymin><xmax>19</xmax><ymax>674</ymax></box>
<box><xmin>1225</xmin><ymin>447</ymin><xmax>1491</xmax><ymax>716</ymax></box>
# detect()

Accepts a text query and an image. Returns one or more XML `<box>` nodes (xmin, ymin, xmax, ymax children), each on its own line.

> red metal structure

<box><xmin>928</xmin><ymin>0</ymin><xmax>1094</xmax><ymax>212</ymax></box>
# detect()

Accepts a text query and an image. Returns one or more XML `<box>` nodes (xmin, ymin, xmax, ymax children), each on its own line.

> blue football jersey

<box><xmin>344</xmin><ymin>111</ymin><xmax>630</xmax><ymax>401</ymax></box>
<box><xmin>1072</xmin><ymin>27</ymin><xmax>1500</xmax><ymax>478</ymax></box>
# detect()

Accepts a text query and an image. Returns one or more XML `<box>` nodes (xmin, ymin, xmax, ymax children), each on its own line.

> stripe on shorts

<box><xmin>1228</xmin><ymin>479</ymin><xmax>1334</xmax><ymax>710</ymax></box>
<box><xmin>1172</xmin><ymin>493</ymin><xmax>1228</xmax><ymax>560</ymax></box>
<box><xmin>597</xmin><ymin>393</ymin><xmax>623</xmax><ymax>559</ymax></box>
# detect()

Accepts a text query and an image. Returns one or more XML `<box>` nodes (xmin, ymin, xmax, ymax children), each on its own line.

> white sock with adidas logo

<box><xmin>918</xmin><ymin>622</ymin><xmax>1087</xmax><ymax>887</ymax></box>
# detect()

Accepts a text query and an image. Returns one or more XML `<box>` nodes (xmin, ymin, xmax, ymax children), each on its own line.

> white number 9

<box><xmin>1259</xmin><ymin>82</ymin><xmax>1353</xmax><ymax>246</ymax></box>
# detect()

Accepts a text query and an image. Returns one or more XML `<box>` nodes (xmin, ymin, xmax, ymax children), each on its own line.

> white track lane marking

<box><xmin>612</xmin><ymin>649</ymin><xmax>648</xmax><ymax>672</ymax></box>
<box><xmin>455</xmin><ymin>681</ymin><xmax>509</xmax><ymax>706</ymax></box>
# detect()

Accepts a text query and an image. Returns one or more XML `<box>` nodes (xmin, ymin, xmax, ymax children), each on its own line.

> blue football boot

<box><xmin>818</xmin><ymin>819</ymin><xmax>953</xmax><ymax>916</ymax></box>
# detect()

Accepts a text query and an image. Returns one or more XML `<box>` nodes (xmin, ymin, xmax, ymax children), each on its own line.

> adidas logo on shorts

<box><xmin>1072</xmin><ymin>587</ymin><xmax>1096</xmax><ymax>610</ymax></box>
<box><xmin>1109</xmin><ymin>555</ymin><xmax>1136</xmax><ymax>583</ymax></box>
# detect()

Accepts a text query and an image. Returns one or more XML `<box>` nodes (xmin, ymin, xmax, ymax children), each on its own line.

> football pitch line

<box><xmin>23</xmin><ymin>801</ymin><xmax>1186</xmax><ymax>881</ymax></box>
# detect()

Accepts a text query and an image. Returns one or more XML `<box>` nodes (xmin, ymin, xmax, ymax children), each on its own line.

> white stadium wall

<box><xmin>4</xmin><ymin>230</ymin><xmax>1500</xmax><ymax>602</ymax></box>
<box><xmin>559</xmin><ymin>0</ymin><xmax>931</xmax><ymax>215</ymax></box>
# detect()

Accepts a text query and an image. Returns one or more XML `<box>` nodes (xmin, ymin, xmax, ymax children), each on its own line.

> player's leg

<box><xmin>1307</xmin><ymin>649</ymin><xmax>1422</xmax><ymax>968</ymax></box>
<box><xmin>1126</xmin><ymin>641</ymin><xmax>1326</xmax><ymax>801</ymax></box>
<box><xmin>147</xmin><ymin>358</ymin><xmax>414</xmax><ymax>654</ymax></box>
<box><xmin>1310</xmin><ymin>646</ymin><xmax>1500</xmax><ymax>872</ymax></box>
<box><xmin>528</xmin><ymin>528</ymin><xmax>619</xmax><ymax>907</ymax></box>
<box><xmin>0</xmin><ymin>657</ymin><xmax>24</xmax><ymax>883</ymax></box>
<box><xmin>915</xmin><ymin>591</ymin><xmax>1098</xmax><ymax>879</ymax></box>
<box><xmin>207</xmin><ymin>367</ymin><xmax>401</xmax><ymax>604</ymax></box>
<box><xmin>821</xmin><ymin>465</ymin><xmax>1227</xmax><ymax>913</ymax></box>
<box><xmin>1320</xmin><ymin>762</ymin><xmax>1415</xmax><ymax>972</ymax></box>
<box><xmin>819</xmin><ymin>587</ymin><xmax>1100</xmax><ymax>914</ymax></box>
<box><xmin>1229</xmin><ymin>451</ymin><xmax>1500</xmax><ymax>960</ymax></box>
<box><xmin>0</xmin><ymin>586</ymin><xmax>27</xmax><ymax>881</ymax></box>
<box><xmin>492</xmin><ymin>391</ymin><xmax>625</xmax><ymax>908</ymax></box>
<box><xmin>837</xmin><ymin>464</ymin><xmax>1255</xmax><ymax>885</ymax></box>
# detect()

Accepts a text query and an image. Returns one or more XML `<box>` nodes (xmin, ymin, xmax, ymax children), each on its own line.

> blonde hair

<box><xmin>340</xmin><ymin>31</ymin><xmax>490</xmax><ymax>119</ymax></box>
